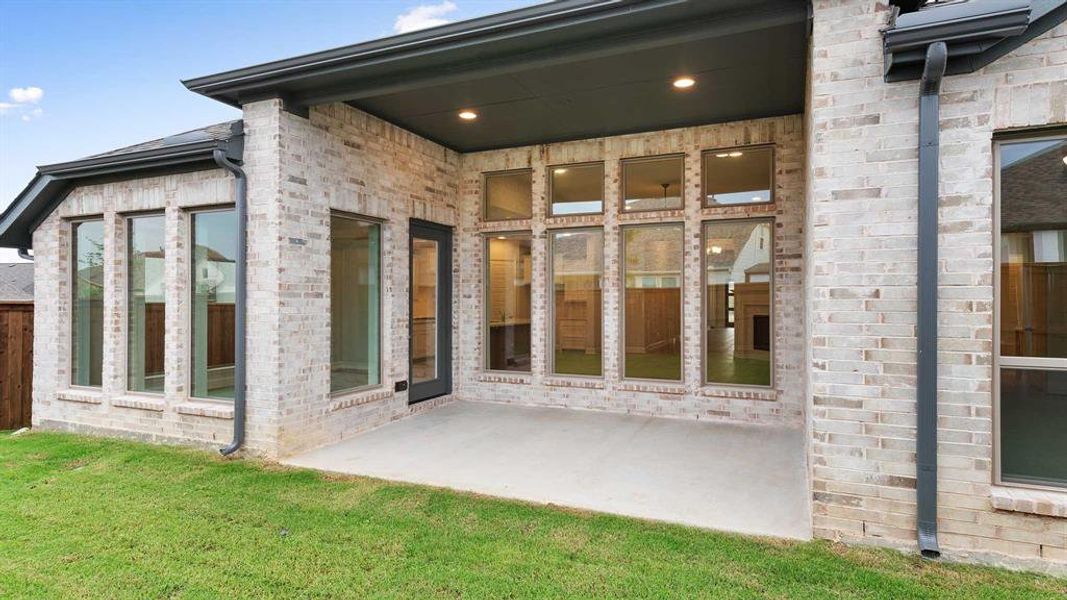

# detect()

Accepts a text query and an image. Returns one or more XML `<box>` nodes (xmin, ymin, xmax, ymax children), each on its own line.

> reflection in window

<box><xmin>996</xmin><ymin>134</ymin><xmax>1067</xmax><ymax>489</ymax></box>
<box><xmin>704</xmin><ymin>146</ymin><xmax>773</xmax><ymax>206</ymax></box>
<box><xmin>704</xmin><ymin>220</ymin><xmax>772</xmax><ymax>386</ymax></box>
<box><xmin>623</xmin><ymin>224</ymin><xmax>683</xmax><ymax>380</ymax></box>
<box><xmin>484</xmin><ymin>170</ymin><xmax>533</xmax><ymax>221</ymax></box>
<box><xmin>191</xmin><ymin>210</ymin><xmax>237</xmax><ymax>400</ymax></box>
<box><xmin>127</xmin><ymin>214</ymin><xmax>166</xmax><ymax>393</ymax></box>
<box><xmin>72</xmin><ymin>220</ymin><xmax>104</xmax><ymax>387</ymax></box>
<box><xmin>486</xmin><ymin>234</ymin><xmax>532</xmax><ymax>372</ymax></box>
<box><xmin>622</xmin><ymin>155</ymin><xmax>683</xmax><ymax>212</ymax></box>
<box><xmin>411</xmin><ymin>237</ymin><xmax>438</xmax><ymax>384</ymax></box>
<box><xmin>551</xmin><ymin>229</ymin><xmax>603</xmax><ymax>376</ymax></box>
<box><xmin>330</xmin><ymin>214</ymin><xmax>381</xmax><ymax>393</ymax></box>
<box><xmin>550</xmin><ymin>163</ymin><xmax>603</xmax><ymax>215</ymax></box>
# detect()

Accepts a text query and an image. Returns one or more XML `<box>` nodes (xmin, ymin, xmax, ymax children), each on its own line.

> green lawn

<box><xmin>2</xmin><ymin>433</ymin><xmax>1064</xmax><ymax>599</ymax></box>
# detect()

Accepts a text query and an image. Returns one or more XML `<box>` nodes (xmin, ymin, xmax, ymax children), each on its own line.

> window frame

<box><xmin>700</xmin><ymin>216</ymin><xmax>776</xmax><ymax>389</ymax></box>
<box><xmin>124</xmin><ymin>210</ymin><xmax>167</xmax><ymax>396</ymax></box>
<box><xmin>68</xmin><ymin>215</ymin><xmax>106</xmax><ymax>390</ymax></box>
<box><xmin>329</xmin><ymin>210</ymin><xmax>386</xmax><ymax>398</ymax></box>
<box><xmin>187</xmin><ymin>205</ymin><xmax>238</xmax><ymax>403</ymax></box>
<box><xmin>992</xmin><ymin>129</ymin><xmax>1067</xmax><ymax>492</ymax></box>
<box><xmin>619</xmin><ymin>153</ymin><xmax>686</xmax><ymax>214</ymax></box>
<box><xmin>547</xmin><ymin>161</ymin><xmax>605</xmax><ymax>217</ymax></box>
<box><xmin>619</xmin><ymin>221</ymin><xmax>685</xmax><ymax>383</ymax></box>
<box><xmin>701</xmin><ymin>144</ymin><xmax>776</xmax><ymax>208</ymax></box>
<box><xmin>482</xmin><ymin>230</ymin><xmax>534</xmax><ymax>374</ymax></box>
<box><xmin>547</xmin><ymin>226</ymin><xmax>605</xmax><ymax>378</ymax></box>
<box><xmin>482</xmin><ymin>168</ymin><xmax>534</xmax><ymax>222</ymax></box>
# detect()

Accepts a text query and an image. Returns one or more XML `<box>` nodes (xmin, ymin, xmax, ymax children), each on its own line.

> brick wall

<box><xmin>457</xmin><ymin>115</ymin><xmax>807</xmax><ymax>425</ymax></box>
<box><xmin>808</xmin><ymin>0</ymin><xmax>1067</xmax><ymax>573</ymax></box>
<box><xmin>30</xmin><ymin>169</ymin><xmax>260</xmax><ymax>450</ymax></box>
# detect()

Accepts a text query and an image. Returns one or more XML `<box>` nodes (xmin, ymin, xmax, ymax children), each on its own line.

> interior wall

<box><xmin>456</xmin><ymin>114</ymin><xmax>807</xmax><ymax>425</ymax></box>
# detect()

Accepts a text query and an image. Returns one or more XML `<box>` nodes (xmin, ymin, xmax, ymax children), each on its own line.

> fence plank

<box><xmin>0</xmin><ymin>304</ymin><xmax>33</xmax><ymax>430</ymax></box>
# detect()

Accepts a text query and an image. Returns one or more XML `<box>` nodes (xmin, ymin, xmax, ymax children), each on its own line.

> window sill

<box><xmin>330</xmin><ymin>388</ymin><xmax>393</xmax><ymax>412</ymax></box>
<box><xmin>56</xmin><ymin>388</ymin><xmax>104</xmax><ymax>405</ymax></box>
<box><xmin>698</xmin><ymin>385</ymin><xmax>777</xmax><ymax>402</ymax></box>
<box><xmin>112</xmin><ymin>395</ymin><xmax>165</xmax><ymax>412</ymax></box>
<box><xmin>991</xmin><ymin>485</ymin><xmax>1067</xmax><ymax>518</ymax></box>
<box><xmin>617</xmin><ymin>381</ymin><xmax>686</xmax><ymax>395</ymax></box>
<box><xmin>476</xmin><ymin>372</ymin><xmax>531</xmax><ymax>385</ymax></box>
<box><xmin>544</xmin><ymin>376</ymin><xmax>605</xmax><ymax>390</ymax></box>
<box><xmin>175</xmin><ymin>401</ymin><xmax>234</xmax><ymax>420</ymax></box>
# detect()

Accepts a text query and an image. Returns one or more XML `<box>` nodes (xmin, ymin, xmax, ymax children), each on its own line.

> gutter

<box><xmin>212</xmin><ymin>150</ymin><xmax>248</xmax><ymax>457</ymax></box>
<box><xmin>916</xmin><ymin>41</ymin><xmax>947</xmax><ymax>560</ymax></box>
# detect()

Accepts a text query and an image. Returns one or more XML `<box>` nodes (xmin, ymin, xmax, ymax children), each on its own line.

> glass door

<box><xmin>409</xmin><ymin>219</ymin><xmax>452</xmax><ymax>402</ymax></box>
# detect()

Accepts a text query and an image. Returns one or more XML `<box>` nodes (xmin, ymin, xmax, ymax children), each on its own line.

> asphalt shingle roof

<box><xmin>0</xmin><ymin>263</ymin><xmax>33</xmax><ymax>302</ymax></box>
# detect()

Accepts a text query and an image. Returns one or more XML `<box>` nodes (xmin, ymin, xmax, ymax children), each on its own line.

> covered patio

<box><xmin>284</xmin><ymin>401</ymin><xmax>811</xmax><ymax>539</ymax></box>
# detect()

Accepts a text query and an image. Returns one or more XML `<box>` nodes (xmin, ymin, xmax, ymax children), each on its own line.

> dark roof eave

<box><xmin>0</xmin><ymin>124</ymin><xmax>244</xmax><ymax>250</ymax></box>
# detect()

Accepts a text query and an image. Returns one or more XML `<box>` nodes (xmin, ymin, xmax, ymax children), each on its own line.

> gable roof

<box><xmin>0</xmin><ymin>263</ymin><xmax>34</xmax><ymax>302</ymax></box>
<box><xmin>0</xmin><ymin>121</ymin><xmax>243</xmax><ymax>250</ymax></box>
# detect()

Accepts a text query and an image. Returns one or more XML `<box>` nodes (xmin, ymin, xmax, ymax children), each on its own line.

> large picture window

<box><xmin>486</xmin><ymin>233</ymin><xmax>532</xmax><ymax>372</ymax></box>
<box><xmin>622</xmin><ymin>223</ymin><xmax>683</xmax><ymax>380</ymax></box>
<box><xmin>996</xmin><ymin>133</ymin><xmax>1067</xmax><ymax>489</ymax></box>
<box><xmin>703</xmin><ymin>219</ymin><xmax>773</xmax><ymax>387</ymax></box>
<box><xmin>330</xmin><ymin>214</ymin><xmax>381</xmax><ymax>394</ymax></box>
<box><xmin>190</xmin><ymin>209</ymin><xmax>237</xmax><ymax>400</ymax></box>
<box><xmin>550</xmin><ymin>229</ymin><xmax>603</xmax><ymax>376</ymax></box>
<box><xmin>72</xmin><ymin>219</ymin><xmax>104</xmax><ymax>388</ymax></box>
<box><xmin>127</xmin><ymin>214</ymin><xmax>166</xmax><ymax>393</ymax></box>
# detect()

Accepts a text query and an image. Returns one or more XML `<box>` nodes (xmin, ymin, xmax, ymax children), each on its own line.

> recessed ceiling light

<box><xmin>554</xmin><ymin>168</ymin><xmax>568</xmax><ymax>175</ymax></box>
<box><xmin>1062</xmin><ymin>155</ymin><xmax>1067</xmax><ymax>166</ymax></box>
<box><xmin>496</xmin><ymin>236</ymin><xmax>507</xmax><ymax>240</ymax></box>
<box><xmin>711</xmin><ymin>246</ymin><xmax>723</xmax><ymax>255</ymax></box>
<box><xmin>458</xmin><ymin>110</ymin><xmax>478</xmax><ymax>120</ymax></box>
<box><xmin>728</xmin><ymin>151</ymin><xmax>743</xmax><ymax>157</ymax></box>
<box><xmin>715</xmin><ymin>153</ymin><xmax>730</xmax><ymax>158</ymax></box>
<box><xmin>673</xmin><ymin>77</ymin><xmax>696</xmax><ymax>89</ymax></box>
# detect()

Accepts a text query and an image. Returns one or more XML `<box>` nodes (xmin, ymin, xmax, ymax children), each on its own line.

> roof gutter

<box><xmin>916</xmin><ymin>40</ymin><xmax>947</xmax><ymax>560</ymax></box>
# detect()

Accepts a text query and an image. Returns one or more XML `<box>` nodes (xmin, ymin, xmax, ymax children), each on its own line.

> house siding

<box><xmin>807</xmin><ymin>0</ymin><xmax>1067</xmax><ymax>573</ymax></box>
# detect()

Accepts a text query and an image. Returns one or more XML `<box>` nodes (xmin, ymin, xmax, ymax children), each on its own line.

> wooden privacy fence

<box><xmin>0</xmin><ymin>303</ymin><xmax>33</xmax><ymax>430</ymax></box>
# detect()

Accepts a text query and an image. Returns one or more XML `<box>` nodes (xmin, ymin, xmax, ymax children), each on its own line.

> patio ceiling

<box><xmin>184</xmin><ymin>0</ymin><xmax>809</xmax><ymax>152</ymax></box>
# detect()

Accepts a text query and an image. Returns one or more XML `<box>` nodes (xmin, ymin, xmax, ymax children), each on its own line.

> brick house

<box><xmin>1</xmin><ymin>0</ymin><xmax>1065</xmax><ymax>573</ymax></box>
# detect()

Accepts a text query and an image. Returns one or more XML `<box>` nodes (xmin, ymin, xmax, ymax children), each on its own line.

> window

<box><xmin>330</xmin><ymin>214</ymin><xmax>381</xmax><ymax>394</ymax></box>
<box><xmin>72</xmin><ymin>219</ymin><xmax>104</xmax><ymax>387</ymax></box>
<box><xmin>484</xmin><ymin>169</ymin><xmax>533</xmax><ymax>221</ymax></box>
<box><xmin>550</xmin><ymin>229</ymin><xmax>603</xmax><ymax>376</ymax></box>
<box><xmin>127</xmin><ymin>214</ymin><xmax>166</xmax><ymax>393</ymax></box>
<box><xmin>486</xmin><ymin>233</ymin><xmax>532</xmax><ymax>372</ymax></box>
<box><xmin>996</xmin><ymin>133</ymin><xmax>1067</xmax><ymax>489</ymax></box>
<box><xmin>622</xmin><ymin>155</ymin><xmax>683</xmax><ymax>212</ymax></box>
<box><xmin>190</xmin><ymin>209</ymin><xmax>237</xmax><ymax>400</ymax></box>
<box><xmin>703</xmin><ymin>219</ymin><xmax>773</xmax><ymax>387</ymax></box>
<box><xmin>703</xmin><ymin>146</ymin><xmax>773</xmax><ymax>206</ymax></box>
<box><xmin>622</xmin><ymin>224</ymin><xmax>683</xmax><ymax>380</ymax></box>
<box><xmin>549</xmin><ymin>163</ymin><xmax>603</xmax><ymax>215</ymax></box>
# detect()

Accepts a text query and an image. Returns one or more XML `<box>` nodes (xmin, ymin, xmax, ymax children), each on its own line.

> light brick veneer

<box><xmin>456</xmin><ymin>115</ymin><xmax>807</xmax><ymax>426</ymax></box>
<box><xmin>807</xmin><ymin>0</ymin><xmax>1067</xmax><ymax>573</ymax></box>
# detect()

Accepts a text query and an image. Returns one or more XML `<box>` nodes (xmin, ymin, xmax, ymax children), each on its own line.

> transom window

<box><xmin>484</xmin><ymin>169</ymin><xmax>533</xmax><ymax>221</ymax></box>
<box><xmin>622</xmin><ymin>155</ymin><xmax>684</xmax><ymax>212</ymax></box>
<box><xmin>703</xmin><ymin>145</ymin><xmax>773</xmax><ymax>206</ymax></box>
<box><xmin>549</xmin><ymin>163</ymin><xmax>604</xmax><ymax>216</ymax></box>
<box><xmin>996</xmin><ymin>132</ymin><xmax>1067</xmax><ymax>490</ymax></box>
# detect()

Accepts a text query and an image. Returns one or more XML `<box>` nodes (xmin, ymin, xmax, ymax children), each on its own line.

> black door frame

<box><xmin>408</xmin><ymin>218</ymin><xmax>453</xmax><ymax>404</ymax></box>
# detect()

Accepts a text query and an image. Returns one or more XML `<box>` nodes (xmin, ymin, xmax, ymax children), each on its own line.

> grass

<box><xmin>1</xmin><ymin>432</ymin><xmax>1065</xmax><ymax>599</ymax></box>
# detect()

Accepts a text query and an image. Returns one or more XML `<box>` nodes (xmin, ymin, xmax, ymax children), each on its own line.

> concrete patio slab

<box><xmin>282</xmin><ymin>401</ymin><xmax>811</xmax><ymax>539</ymax></box>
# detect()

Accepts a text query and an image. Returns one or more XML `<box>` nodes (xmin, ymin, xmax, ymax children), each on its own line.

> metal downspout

<box><xmin>213</xmin><ymin>149</ymin><xmax>247</xmax><ymax>456</ymax></box>
<box><xmin>916</xmin><ymin>41</ymin><xmax>947</xmax><ymax>559</ymax></box>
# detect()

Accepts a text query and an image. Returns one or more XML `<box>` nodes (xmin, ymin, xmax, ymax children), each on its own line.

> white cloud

<box><xmin>2</xmin><ymin>86</ymin><xmax>45</xmax><ymax>121</ymax></box>
<box><xmin>9</xmin><ymin>86</ymin><xmax>43</xmax><ymax>104</ymax></box>
<box><xmin>394</xmin><ymin>1</ymin><xmax>457</xmax><ymax>34</ymax></box>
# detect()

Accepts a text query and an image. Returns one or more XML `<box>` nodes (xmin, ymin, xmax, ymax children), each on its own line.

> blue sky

<box><xmin>0</xmin><ymin>0</ymin><xmax>537</xmax><ymax>260</ymax></box>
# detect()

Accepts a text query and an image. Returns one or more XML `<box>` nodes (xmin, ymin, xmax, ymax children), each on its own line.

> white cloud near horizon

<box><xmin>394</xmin><ymin>1</ymin><xmax>457</xmax><ymax>34</ymax></box>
